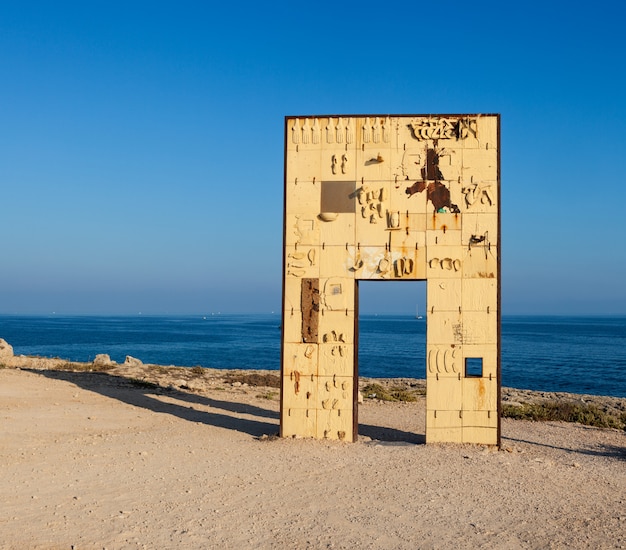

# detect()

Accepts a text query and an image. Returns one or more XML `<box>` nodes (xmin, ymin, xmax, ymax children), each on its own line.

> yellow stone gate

<box><xmin>281</xmin><ymin>114</ymin><xmax>500</xmax><ymax>445</ymax></box>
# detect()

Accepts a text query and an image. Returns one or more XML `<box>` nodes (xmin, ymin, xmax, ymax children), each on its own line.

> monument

<box><xmin>281</xmin><ymin>114</ymin><xmax>500</xmax><ymax>445</ymax></box>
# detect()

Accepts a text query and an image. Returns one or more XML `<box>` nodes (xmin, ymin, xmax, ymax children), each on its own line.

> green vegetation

<box><xmin>59</xmin><ymin>361</ymin><xmax>114</xmax><ymax>373</ymax></box>
<box><xmin>224</xmin><ymin>373</ymin><xmax>281</xmax><ymax>388</ymax></box>
<box><xmin>256</xmin><ymin>391</ymin><xmax>278</xmax><ymax>400</ymax></box>
<box><xmin>362</xmin><ymin>383</ymin><xmax>423</xmax><ymax>403</ymax></box>
<box><xmin>502</xmin><ymin>402</ymin><xmax>626</xmax><ymax>430</ymax></box>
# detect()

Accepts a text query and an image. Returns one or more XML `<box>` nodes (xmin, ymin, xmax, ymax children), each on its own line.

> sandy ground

<box><xmin>1</xmin><ymin>364</ymin><xmax>625</xmax><ymax>550</ymax></box>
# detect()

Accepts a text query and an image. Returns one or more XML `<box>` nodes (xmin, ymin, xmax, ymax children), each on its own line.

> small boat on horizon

<box><xmin>415</xmin><ymin>304</ymin><xmax>423</xmax><ymax>320</ymax></box>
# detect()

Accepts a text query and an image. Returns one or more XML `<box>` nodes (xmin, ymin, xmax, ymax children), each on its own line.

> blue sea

<box><xmin>1</xmin><ymin>315</ymin><xmax>625</xmax><ymax>398</ymax></box>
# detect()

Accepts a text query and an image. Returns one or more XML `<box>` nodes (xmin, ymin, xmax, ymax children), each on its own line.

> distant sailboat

<box><xmin>415</xmin><ymin>304</ymin><xmax>423</xmax><ymax>320</ymax></box>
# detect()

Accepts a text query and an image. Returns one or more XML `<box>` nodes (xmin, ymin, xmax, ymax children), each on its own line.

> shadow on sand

<box><xmin>359</xmin><ymin>424</ymin><xmax>425</xmax><ymax>444</ymax></box>
<box><xmin>29</xmin><ymin>369</ymin><xmax>428</xmax><ymax>444</ymax></box>
<box><xmin>30</xmin><ymin>369</ymin><xmax>280</xmax><ymax>438</ymax></box>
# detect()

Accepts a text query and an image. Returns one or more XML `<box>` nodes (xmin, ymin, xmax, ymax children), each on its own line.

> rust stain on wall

<box><xmin>406</xmin><ymin>180</ymin><xmax>460</xmax><ymax>213</ymax></box>
<box><xmin>301</xmin><ymin>278</ymin><xmax>319</xmax><ymax>343</ymax></box>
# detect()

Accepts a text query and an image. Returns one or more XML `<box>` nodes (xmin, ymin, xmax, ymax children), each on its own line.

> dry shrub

<box><xmin>362</xmin><ymin>383</ymin><xmax>420</xmax><ymax>402</ymax></box>
<box><xmin>224</xmin><ymin>373</ymin><xmax>281</xmax><ymax>388</ymax></box>
<box><xmin>59</xmin><ymin>361</ymin><xmax>114</xmax><ymax>373</ymax></box>
<box><xmin>502</xmin><ymin>402</ymin><xmax>625</xmax><ymax>430</ymax></box>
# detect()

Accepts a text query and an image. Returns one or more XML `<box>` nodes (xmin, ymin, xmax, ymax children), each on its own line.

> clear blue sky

<box><xmin>1</xmin><ymin>1</ymin><xmax>625</xmax><ymax>315</ymax></box>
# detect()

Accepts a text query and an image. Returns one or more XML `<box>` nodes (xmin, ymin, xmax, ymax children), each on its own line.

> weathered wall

<box><xmin>282</xmin><ymin>114</ymin><xmax>500</xmax><ymax>444</ymax></box>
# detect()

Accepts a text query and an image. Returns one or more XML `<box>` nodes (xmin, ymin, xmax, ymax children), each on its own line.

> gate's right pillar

<box><xmin>425</xmin><ymin>115</ymin><xmax>500</xmax><ymax>445</ymax></box>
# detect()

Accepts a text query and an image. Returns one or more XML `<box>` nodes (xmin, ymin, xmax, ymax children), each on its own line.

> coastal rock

<box><xmin>124</xmin><ymin>355</ymin><xmax>143</xmax><ymax>367</ymax></box>
<box><xmin>93</xmin><ymin>354</ymin><xmax>113</xmax><ymax>367</ymax></box>
<box><xmin>0</xmin><ymin>339</ymin><xmax>14</xmax><ymax>358</ymax></box>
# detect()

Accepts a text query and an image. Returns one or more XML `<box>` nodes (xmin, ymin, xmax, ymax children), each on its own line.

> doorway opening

<box><xmin>357</xmin><ymin>280</ymin><xmax>427</xmax><ymax>443</ymax></box>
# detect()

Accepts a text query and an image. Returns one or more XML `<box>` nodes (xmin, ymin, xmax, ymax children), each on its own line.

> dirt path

<box><xmin>1</xmin><ymin>365</ymin><xmax>624</xmax><ymax>549</ymax></box>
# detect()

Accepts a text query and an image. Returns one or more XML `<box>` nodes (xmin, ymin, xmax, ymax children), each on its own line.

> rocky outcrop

<box><xmin>124</xmin><ymin>355</ymin><xmax>143</xmax><ymax>367</ymax></box>
<box><xmin>93</xmin><ymin>354</ymin><xmax>113</xmax><ymax>367</ymax></box>
<box><xmin>0</xmin><ymin>338</ymin><xmax>14</xmax><ymax>359</ymax></box>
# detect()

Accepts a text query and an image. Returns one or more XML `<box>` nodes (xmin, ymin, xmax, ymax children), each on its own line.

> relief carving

<box><xmin>301</xmin><ymin>118</ymin><xmax>310</xmax><ymax>144</ymax></box>
<box><xmin>462</xmin><ymin>182</ymin><xmax>494</xmax><ymax>209</ymax></box>
<box><xmin>429</xmin><ymin>257</ymin><xmax>462</xmax><ymax>272</ymax></box>
<box><xmin>292</xmin><ymin>118</ymin><xmax>301</xmax><ymax>144</ymax></box>
<box><xmin>408</xmin><ymin>118</ymin><xmax>477</xmax><ymax>141</ymax></box>
<box><xmin>362</xmin><ymin>117</ymin><xmax>371</xmax><ymax>143</ymax></box>
<box><xmin>372</xmin><ymin>118</ymin><xmax>381</xmax><ymax>143</ymax></box>
<box><xmin>394</xmin><ymin>257</ymin><xmax>414</xmax><ymax>277</ymax></box>
<box><xmin>428</xmin><ymin>347</ymin><xmax>460</xmax><ymax>374</ymax></box>
<box><xmin>357</xmin><ymin>185</ymin><xmax>386</xmax><ymax>224</ymax></box>
<box><xmin>312</xmin><ymin>118</ymin><xmax>321</xmax><ymax>144</ymax></box>
<box><xmin>326</xmin><ymin>118</ymin><xmax>335</xmax><ymax>144</ymax></box>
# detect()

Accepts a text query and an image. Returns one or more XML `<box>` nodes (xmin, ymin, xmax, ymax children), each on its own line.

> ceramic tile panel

<box><xmin>461</xmin><ymin>279</ymin><xmax>497</xmax><ymax>313</ymax></box>
<box><xmin>426</xmin><ymin>411</ymin><xmax>463</xmax><ymax>443</ymax></box>
<box><xmin>284</xmin><ymin>214</ymin><xmax>320</xmax><ymax>247</ymax></box>
<box><xmin>460</xmin><ymin>311</ymin><xmax>498</xmax><ymax>345</ymax></box>
<box><xmin>318</xmin><ymin>144</ymin><xmax>357</xmax><ymax>181</ymax></box>
<box><xmin>426</xmin><ymin>377</ymin><xmax>462</xmax><ymax>410</ymax></box>
<box><xmin>461</xmin><ymin>212</ymin><xmax>498</xmax><ymax>246</ymax></box>
<box><xmin>283</xmin><ymin>114</ymin><xmax>500</xmax><ymax>445</ymax></box>
<box><xmin>283</xmin><ymin>277</ymin><xmax>302</xmax><ymax>314</ymax></box>
<box><xmin>316</xmin><ymin>408</ymin><xmax>354</xmax><ymax>441</ymax></box>
<box><xmin>462</xmin><ymin>377</ymin><xmax>498</xmax><ymax>411</ymax></box>
<box><xmin>284</xmin><ymin>244</ymin><xmax>319</xmax><ymax>280</ymax></box>
<box><xmin>317</xmin><ymin>376</ymin><xmax>353</xmax><ymax>411</ymax></box>
<box><xmin>284</xmin><ymin>179</ymin><xmax>322</xmax><ymax>215</ymax></box>
<box><xmin>282</xmin><ymin>308</ymin><xmax>303</xmax><ymax>344</ymax></box>
<box><xmin>426</xmin><ymin>426</ymin><xmax>463</xmax><ymax>444</ymax></box>
<box><xmin>461</xmin><ymin>246</ymin><xmax>498</xmax><ymax>280</ymax></box>
<box><xmin>354</xmin><ymin>182</ymin><xmax>393</xmax><ymax>246</ymax></box>
<box><xmin>389</xmin><ymin>146</ymin><xmax>426</xmax><ymax>185</ymax></box>
<box><xmin>388</xmin><ymin>233</ymin><xmax>427</xmax><ymax>280</ymax></box>
<box><xmin>387</xmin><ymin>247</ymin><xmax>421</xmax><ymax>280</ymax></box>
<box><xmin>319</xmin><ymin>277</ymin><xmax>355</xmax><ymax>312</ymax></box>
<box><xmin>318</xmin><ymin>343</ymin><xmax>354</xmax><ymax>376</ymax></box>
<box><xmin>318</xmin><ymin>245</ymin><xmax>354</xmax><ymax>279</ymax></box>
<box><xmin>285</xmin><ymin>149</ymin><xmax>322</xmax><ymax>184</ymax></box>
<box><xmin>318</xmin><ymin>309</ymin><xmax>355</xmax><ymax>345</ymax></box>
<box><xmin>282</xmin><ymin>373</ymin><xmax>318</xmax><ymax>410</ymax></box>
<box><xmin>427</xmin><ymin>310</ymin><xmax>464</xmax><ymax>345</ymax></box>
<box><xmin>427</xmin><ymin>278</ymin><xmax>462</xmax><ymax>312</ymax></box>
<box><xmin>319</xmin><ymin>213</ymin><xmax>356</xmax><ymax>247</ymax></box>
<box><xmin>462</xmin><ymin>148</ymin><xmax>497</xmax><ymax>182</ymax></box>
<box><xmin>282</xmin><ymin>343</ymin><xmax>318</xmax><ymax>377</ymax></box>
<box><xmin>282</xmin><ymin>407</ymin><xmax>317</xmax><ymax>438</ymax></box>
<box><xmin>460</xmin><ymin>180</ymin><xmax>498</xmax><ymax>214</ymax></box>
<box><xmin>475</xmin><ymin>116</ymin><xmax>498</xmax><ymax>149</ymax></box>
<box><xmin>462</xmin><ymin>426</ymin><xmax>498</xmax><ymax>445</ymax></box>
<box><xmin>357</xmin><ymin>147</ymin><xmax>393</xmax><ymax>183</ymax></box>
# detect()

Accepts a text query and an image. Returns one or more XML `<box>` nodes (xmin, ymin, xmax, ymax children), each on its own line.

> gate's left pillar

<box><xmin>281</xmin><ymin>117</ymin><xmax>358</xmax><ymax>441</ymax></box>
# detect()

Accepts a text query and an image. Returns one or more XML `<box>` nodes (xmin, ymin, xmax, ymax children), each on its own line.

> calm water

<box><xmin>1</xmin><ymin>315</ymin><xmax>625</xmax><ymax>398</ymax></box>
